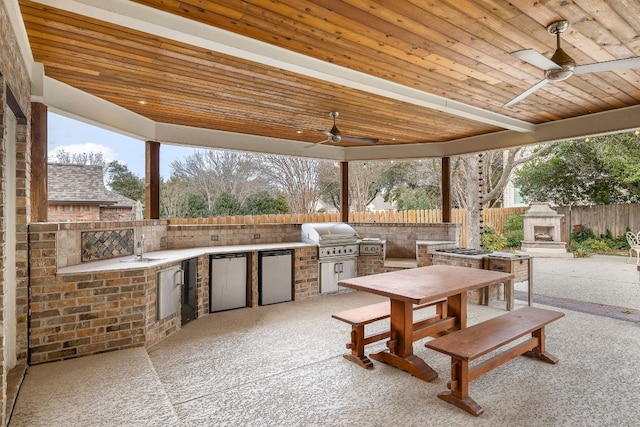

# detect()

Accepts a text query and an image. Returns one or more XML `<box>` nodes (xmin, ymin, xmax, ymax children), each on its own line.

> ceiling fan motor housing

<box><xmin>546</xmin><ymin>47</ymin><xmax>575</xmax><ymax>81</ymax></box>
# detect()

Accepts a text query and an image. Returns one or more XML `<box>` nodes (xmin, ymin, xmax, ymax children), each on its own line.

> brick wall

<box><xmin>1</xmin><ymin>1</ymin><xmax>33</xmax><ymax>423</ymax></box>
<box><xmin>166</xmin><ymin>223</ymin><xmax>301</xmax><ymax>249</ymax></box>
<box><xmin>352</xmin><ymin>223</ymin><xmax>459</xmax><ymax>259</ymax></box>
<box><xmin>357</xmin><ymin>253</ymin><xmax>385</xmax><ymax>276</ymax></box>
<box><xmin>100</xmin><ymin>207</ymin><xmax>134</xmax><ymax>221</ymax></box>
<box><xmin>27</xmin><ymin>222</ymin><xmax>321</xmax><ymax>363</ymax></box>
<box><xmin>430</xmin><ymin>253</ymin><xmax>492</xmax><ymax>305</ymax></box>
<box><xmin>28</xmin><ymin>223</ymin><xmax>149</xmax><ymax>363</ymax></box>
<box><xmin>48</xmin><ymin>204</ymin><xmax>101</xmax><ymax>222</ymax></box>
<box><xmin>293</xmin><ymin>246</ymin><xmax>319</xmax><ymax>300</ymax></box>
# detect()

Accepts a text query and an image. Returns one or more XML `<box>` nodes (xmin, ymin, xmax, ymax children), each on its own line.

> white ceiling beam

<box><xmin>32</xmin><ymin>0</ymin><xmax>534</xmax><ymax>133</ymax></box>
<box><xmin>341</xmin><ymin>104</ymin><xmax>640</xmax><ymax>160</ymax></box>
<box><xmin>43</xmin><ymin>77</ymin><xmax>156</xmax><ymax>141</ymax></box>
<box><xmin>5</xmin><ymin>0</ymin><xmax>34</xmax><ymax>78</ymax></box>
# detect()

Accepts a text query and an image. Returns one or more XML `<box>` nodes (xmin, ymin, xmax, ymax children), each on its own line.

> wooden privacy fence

<box><xmin>169</xmin><ymin>204</ymin><xmax>640</xmax><ymax>245</ymax></box>
<box><xmin>169</xmin><ymin>206</ymin><xmax>528</xmax><ymax>247</ymax></box>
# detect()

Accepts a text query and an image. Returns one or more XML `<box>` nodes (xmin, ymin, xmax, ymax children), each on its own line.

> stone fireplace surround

<box><xmin>521</xmin><ymin>203</ymin><xmax>567</xmax><ymax>253</ymax></box>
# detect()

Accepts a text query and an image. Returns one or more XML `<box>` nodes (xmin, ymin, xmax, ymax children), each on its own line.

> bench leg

<box><xmin>344</xmin><ymin>325</ymin><xmax>374</xmax><ymax>369</ymax></box>
<box><xmin>438</xmin><ymin>358</ymin><xmax>484</xmax><ymax>416</ymax></box>
<box><xmin>523</xmin><ymin>327</ymin><xmax>559</xmax><ymax>364</ymax></box>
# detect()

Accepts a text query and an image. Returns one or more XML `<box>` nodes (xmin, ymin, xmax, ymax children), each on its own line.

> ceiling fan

<box><xmin>503</xmin><ymin>20</ymin><xmax>640</xmax><ymax>108</ymax></box>
<box><xmin>314</xmin><ymin>111</ymin><xmax>379</xmax><ymax>145</ymax></box>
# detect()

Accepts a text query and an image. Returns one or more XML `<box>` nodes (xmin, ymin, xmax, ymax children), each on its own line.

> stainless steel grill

<box><xmin>301</xmin><ymin>222</ymin><xmax>360</xmax><ymax>259</ymax></box>
<box><xmin>301</xmin><ymin>222</ymin><xmax>360</xmax><ymax>293</ymax></box>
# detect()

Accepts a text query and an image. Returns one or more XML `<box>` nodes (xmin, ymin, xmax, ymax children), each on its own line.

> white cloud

<box><xmin>49</xmin><ymin>143</ymin><xmax>118</xmax><ymax>163</ymax></box>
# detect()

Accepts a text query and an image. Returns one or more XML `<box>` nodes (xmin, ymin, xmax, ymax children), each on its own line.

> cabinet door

<box><xmin>338</xmin><ymin>259</ymin><xmax>356</xmax><ymax>282</ymax></box>
<box><xmin>320</xmin><ymin>262</ymin><xmax>339</xmax><ymax>293</ymax></box>
<box><xmin>157</xmin><ymin>265</ymin><xmax>182</xmax><ymax>320</ymax></box>
<box><xmin>210</xmin><ymin>255</ymin><xmax>248</xmax><ymax>312</ymax></box>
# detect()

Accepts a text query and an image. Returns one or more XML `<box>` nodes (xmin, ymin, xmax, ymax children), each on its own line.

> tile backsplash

<box><xmin>81</xmin><ymin>229</ymin><xmax>135</xmax><ymax>262</ymax></box>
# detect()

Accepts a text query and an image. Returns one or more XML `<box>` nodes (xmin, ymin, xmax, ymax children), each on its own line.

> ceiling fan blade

<box><xmin>574</xmin><ymin>56</ymin><xmax>640</xmax><ymax>75</ymax></box>
<box><xmin>319</xmin><ymin>129</ymin><xmax>333</xmax><ymax>137</ymax></box>
<box><xmin>512</xmin><ymin>49</ymin><xmax>560</xmax><ymax>71</ymax></box>
<box><xmin>503</xmin><ymin>79</ymin><xmax>550</xmax><ymax>108</ymax></box>
<box><xmin>341</xmin><ymin>136</ymin><xmax>379</xmax><ymax>144</ymax></box>
<box><xmin>304</xmin><ymin>138</ymin><xmax>329</xmax><ymax>149</ymax></box>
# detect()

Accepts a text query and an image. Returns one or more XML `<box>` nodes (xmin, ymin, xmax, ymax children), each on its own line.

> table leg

<box><xmin>369</xmin><ymin>299</ymin><xmax>438</xmax><ymax>382</ymax></box>
<box><xmin>446</xmin><ymin>291</ymin><xmax>467</xmax><ymax>331</ymax></box>
<box><xmin>505</xmin><ymin>278</ymin><xmax>514</xmax><ymax>311</ymax></box>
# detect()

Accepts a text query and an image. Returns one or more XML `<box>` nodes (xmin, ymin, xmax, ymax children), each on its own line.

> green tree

<box><xmin>186</xmin><ymin>194</ymin><xmax>210</xmax><ymax>218</ymax></box>
<box><xmin>514</xmin><ymin>132</ymin><xmax>640</xmax><ymax>205</ymax></box>
<box><xmin>106</xmin><ymin>160</ymin><xmax>144</xmax><ymax>202</ymax></box>
<box><xmin>212</xmin><ymin>192</ymin><xmax>242</xmax><ymax>216</ymax></box>
<box><xmin>242</xmin><ymin>191</ymin><xmax>289</xmax><ymax>215</ymax></box>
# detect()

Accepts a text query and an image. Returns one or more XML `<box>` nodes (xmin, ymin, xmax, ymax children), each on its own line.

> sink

<box><xmin>119</xmin><ymin>257</ymin><xmax>165</xmax><ymax>263</ymax></box>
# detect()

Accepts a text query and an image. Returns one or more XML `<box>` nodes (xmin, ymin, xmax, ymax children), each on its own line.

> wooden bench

<box><xmin>332</xmin><ymin>299</ymin><xmax>447</xmax><ymax>369</ymax></box>
<box><xmin>425</xmin><ymin>306</ymin><xmax>564</xmax><ymax>416</ymax></box>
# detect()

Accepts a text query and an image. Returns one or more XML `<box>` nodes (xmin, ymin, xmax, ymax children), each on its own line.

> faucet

<box><xmin>136</xmin><ymin>234</ymin><xmax>145</xmax><ymax>259</ymax></box>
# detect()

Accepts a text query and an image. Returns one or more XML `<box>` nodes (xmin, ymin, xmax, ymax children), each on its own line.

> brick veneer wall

<box><xmin>351</xmin><ymin>223</ymin><xmax>459</xmax><ymax>259</ymax></box>
<box><xmin>430</xmin><ymin>253</ymin><xmax>494</xmax><ymax>304</ymax></box>
<box><xmin>294</xmin><ymin>246</ymin><xmax>319</xmax><ymax>299</ymax></box>
<box><xmin>100</xmin><ymin>207</ymin><xmax>134</xmax><ymax>221</ymax></box>
<box><xmin>166</xmin><ymin>223</ymin><xmax>301</xmax><ymax>248</ymax></box>
<box><xmin>48</xmin><ymin>204</ymin><xmax>101</xmax><ymax>222</ymax></box>
<box><xmin>357</xmin><ymin>252</ymin><xmax>385</xmax><ymax>276</ymax></box>
<box><xmin>1</xmin><ymin>1</ymin><xmax>33</xmax><ymax>424</ymax></box>
<box><xmin>27</xmin><ymin>221</ymin><xmax>320</xmax><ymax>364</ymax></box>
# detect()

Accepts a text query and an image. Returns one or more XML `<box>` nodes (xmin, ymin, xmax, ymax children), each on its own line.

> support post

<box><xmin>441</xmin><ymin>157</ymin><xmax>451</xmax><ymax>223</ymax></box>
<box><xmin>340</xmin><ymin>161</ymin><xmax>349</xmax><ymax>223</ymax></box>
<box><xmin>145</xmin><ymin>141</ymin><xmax>160</xmax><ymax>219</ymax></box>
<box><xmin>30</xmin><ymin>102</ymin><xmax>48</xmax><ymax>222</ymax></box>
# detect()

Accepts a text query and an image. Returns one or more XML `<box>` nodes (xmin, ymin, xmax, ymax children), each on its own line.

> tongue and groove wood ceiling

<box><xmin>17</xmin><ymin>0</ymin><xmax>640</xmax><ymax>159</ymax></box>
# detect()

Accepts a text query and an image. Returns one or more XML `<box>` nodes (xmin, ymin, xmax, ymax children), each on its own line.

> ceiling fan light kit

<box><xmin>504</xmin><ymin>20</ymin><xmax>640</xmax><ymax>108</ymax></box>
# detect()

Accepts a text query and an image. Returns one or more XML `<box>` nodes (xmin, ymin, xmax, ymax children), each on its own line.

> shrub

<box><xmin>570</xmin><ymin>226</ymin><xmax>595</xmax><ymax>243</ymax></box>
<box><xmin>502</xmin><ymin>213</ymin><xmax>524</xmax><ymax>248</ymax></box>
<box><xmin>572</xmin><ymin>247</ymin><xmax>591</xmax><ymax>258</ymax></box>
<box><xmin>581</xmin><ymin>238</ymin><xmax>612</xmax><ymax>253</ymax></box>
<box><xmin>481</xmin><ymin>226</ymin><xmax>507</xmax><ymax>252</ymax></box>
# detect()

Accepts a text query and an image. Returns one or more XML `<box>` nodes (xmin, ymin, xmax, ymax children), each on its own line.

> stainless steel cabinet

<box><xmin>319</xmin><ymin>259</ymin><xmax>356</xmax><ymax>293</ymax></box>
<box><xmin>157</xmin><ymin>265</ymin><xmax>182</xmax><ymax>320</ymax></box>
<box><xmin>259</xmin><ymin>250</ymin><xmax>293</xmax><ymax>305</ymax></box>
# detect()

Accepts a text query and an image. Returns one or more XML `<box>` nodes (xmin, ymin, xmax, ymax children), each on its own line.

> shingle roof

<box><xmin>47</xmin><ymin>163</ymin><xmax>135</xmax><ymax>207</ymax></box>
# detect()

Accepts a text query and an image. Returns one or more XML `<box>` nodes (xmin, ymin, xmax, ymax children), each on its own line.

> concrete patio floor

<box><xmin>9</xmin><ymin>255</ymin><xmax>640</xmax><ymax>426</ymax></box>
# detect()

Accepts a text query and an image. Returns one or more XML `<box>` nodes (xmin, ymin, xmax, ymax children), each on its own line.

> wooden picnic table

<box><xmin>338</xmin><ymin>265</ymin><xmax>515</xmax><ymax>381</ymax></box>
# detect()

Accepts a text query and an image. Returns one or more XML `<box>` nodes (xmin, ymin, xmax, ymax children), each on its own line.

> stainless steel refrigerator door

<box><xmin>157</xmin><ymin>265</ymin><xmax>182</xmax><ymax>320</ymax></box>
<box><xmin>259</xmin><ymin>251</ymin><xmax>292</xmax><ymax>305</ymax></box>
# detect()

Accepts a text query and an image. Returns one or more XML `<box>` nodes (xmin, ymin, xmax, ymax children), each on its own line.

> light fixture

<box><xmin>584</xmin><ymin>137</ymin><xmax>590</xmax><ymax>142</ymax></box>
<box><xmin>138</xmin><ymin>100</ymin><xmax>147</xmax><ymax>105</ymax></box>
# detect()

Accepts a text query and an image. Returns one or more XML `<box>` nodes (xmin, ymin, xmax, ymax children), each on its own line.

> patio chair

<box><xmin>625</xmin><ymin>232</ymin><xmax>640</xmax><ymax>264</ymax></box>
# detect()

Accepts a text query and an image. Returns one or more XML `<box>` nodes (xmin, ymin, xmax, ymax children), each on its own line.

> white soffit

<box><xmin>43</xmin><ymin>77</ymin><xmax>156</xmax><ymax>141</ymax></box>
<box><xmin>32</xmin><ymin>0</ymin><xmax>534</xmax><ymax>133</ymax></box>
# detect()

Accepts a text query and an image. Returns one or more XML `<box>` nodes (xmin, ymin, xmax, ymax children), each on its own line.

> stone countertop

<box><xmin>57</xmin><ymin>242</ymin><xmax>317</xmax><ymax>275</ymax></box>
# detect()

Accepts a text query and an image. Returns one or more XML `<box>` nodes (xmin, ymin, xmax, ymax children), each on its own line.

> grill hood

<box><xmin>301</xmin><ymin>222</ymin><xmax>359</xmax><ymax>245</ymax></box>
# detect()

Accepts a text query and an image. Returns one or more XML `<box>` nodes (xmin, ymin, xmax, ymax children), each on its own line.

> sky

<box><xmin>48</xmin><ymin>112</ymin><xmax>200</xmax><ymax>178</ymax></box>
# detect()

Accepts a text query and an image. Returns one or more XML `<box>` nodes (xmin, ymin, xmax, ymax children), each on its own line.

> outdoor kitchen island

<box><xmin>27</xmin><ymin>220</ymin><xmax>460</xmax><ymax>364</ymax></box>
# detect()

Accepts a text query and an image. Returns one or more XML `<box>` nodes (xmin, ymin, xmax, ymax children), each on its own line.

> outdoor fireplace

<box><xmin>521</xmin><ymin>203</ymin><xmax>567</xmax><ymax>254</ymax></box>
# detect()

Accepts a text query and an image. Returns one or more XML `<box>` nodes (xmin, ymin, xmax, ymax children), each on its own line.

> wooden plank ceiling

<box><xmin>18</xmin><ymin>0</ymin><xmax>640</xmax><ymax>155</ymax></box>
